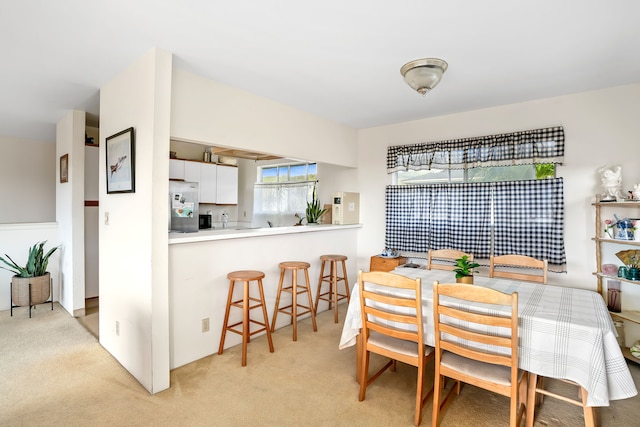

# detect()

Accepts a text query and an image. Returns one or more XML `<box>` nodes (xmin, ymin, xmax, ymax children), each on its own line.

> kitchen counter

<box><xmin>168</xmin><ymin>223</ymin><xmax>361</xmax><ymax>244</ymax></box>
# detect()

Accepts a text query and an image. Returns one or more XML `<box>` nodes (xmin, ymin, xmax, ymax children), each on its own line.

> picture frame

<box><xmin>59</xmin><ymin>154</ymin><xmax>68</xmax><ymax>183</ymax></box>
<box><xmin>106</xmin><ymin>127</ymin><xmax>135</xmax><ymax>194</ymax></box>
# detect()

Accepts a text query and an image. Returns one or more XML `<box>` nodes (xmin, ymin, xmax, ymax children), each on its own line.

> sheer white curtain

<box><xmin>253</xmin><ymin>181</ymin><xmax>314</xmax><ymax>226</ymax></box>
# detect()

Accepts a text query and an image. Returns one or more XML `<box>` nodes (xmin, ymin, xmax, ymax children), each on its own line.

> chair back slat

<box><xmin>490</xmin><ymin>254</ymin><xmax>548</xmax><ymax>284</ymax></box>
<box><xmin>428</xmin><ymin>249</ymin><xmax>473</xmax><ymax>271</ymax></box>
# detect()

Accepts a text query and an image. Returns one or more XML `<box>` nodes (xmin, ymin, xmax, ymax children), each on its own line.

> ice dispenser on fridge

<box><xmin>332</xmin><ymin>192</ymin><xmax>359</xmax><ymax>225</ymax></box>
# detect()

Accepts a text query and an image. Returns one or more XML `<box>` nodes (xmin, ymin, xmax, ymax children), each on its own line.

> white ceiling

<box><xmin>2</xmin><ymin>1</ymin><xmax>640</xmax><ymax>143</ymax></box>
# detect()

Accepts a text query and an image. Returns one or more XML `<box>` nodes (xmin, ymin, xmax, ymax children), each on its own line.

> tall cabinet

<box><xmin>593</xmin><ymin>199</ymin><xmax>640</xmax><ymax>361</ymax></box>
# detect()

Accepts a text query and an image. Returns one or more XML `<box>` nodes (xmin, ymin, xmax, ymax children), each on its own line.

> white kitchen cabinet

<box><xmin>184</xmin><ymin>161</ymin><xmax>200</xmax><ymax>182</ymax></box>
<box><xmin>199</xmin><ymin>163</ymin><xmax>217</xmax><ymax>203</ymax></box>
<box><xmin>169</xmin><ymin>159</ymin><xmax>185</xmax><ymax>180</ymax></box>
<box><xmin>216</xmin><ymin>165</ymin><xmax>238</xmax><ymax>205</ymax></box>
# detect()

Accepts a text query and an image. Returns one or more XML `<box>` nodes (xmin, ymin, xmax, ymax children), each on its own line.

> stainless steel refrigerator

<box><xmin>169</xmin><ymin>181</ymin><xmax>199</xmax><ymax>232</ymax></box>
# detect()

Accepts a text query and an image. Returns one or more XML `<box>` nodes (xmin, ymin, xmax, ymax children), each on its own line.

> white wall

<box><xmin>356</xmin><ymin>83</ymin><xmax>640</xmax><ymax>335</ymax></box>
<box><xmin>170</xmin><ymin>69</ymin><xmax>358</xmax><ymax>169</ymax></box>
<box><xmin>56</xmin><ymin>110</ymin><xmax>86</xmax><ymax>316</ymax></box>
<box><xmin>0</xmin><ymin>135</ymin><xmax>55</xmax><ymax>223</ymax></box>
<box><xmin>99</xmin><ymin>48</ymin><xmax>172</xmax><ymax>394</ymax></box>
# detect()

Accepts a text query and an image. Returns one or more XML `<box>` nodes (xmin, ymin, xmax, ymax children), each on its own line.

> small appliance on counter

<box><xmin>332</xmin><ymin>192</ymin><xmax>360</xmax><ymax>224</ymax></box>
<box><xmin>199</xmin><ymin>214</ymin><xmax>212</xmax><ymax>229</ymax></box>
<box><xmin>169</xmin><ymin>181</ymin><xmax>199</xmax><ymax>232</ymax></box>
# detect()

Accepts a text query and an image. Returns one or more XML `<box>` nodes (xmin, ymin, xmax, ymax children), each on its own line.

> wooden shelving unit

<box><xmin>593</xmin><ymin>199</ymin><xmax>640</xmax><ymax>363</ymax></box>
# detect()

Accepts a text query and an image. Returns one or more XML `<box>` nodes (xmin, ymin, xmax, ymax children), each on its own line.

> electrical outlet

<box><xmin>115</xmin><ymin>320</ymin><xmax>120</xmax><ymax>336</ymax></box>
<box><xmin>202</xmin><ymin>318</ymin><xmax>210</xmax><ymax>333</ymax></box>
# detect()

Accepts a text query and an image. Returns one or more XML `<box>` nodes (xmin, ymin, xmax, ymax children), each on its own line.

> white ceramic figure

<box><xmin>598</xmin><ymin>165</ymin><xmax>623</xmax><ymax>201</ymax></box>
<box><xmin>634</xmin><ymin>183</ymin><xmax>640</xmax><ymax>200</ymax></box>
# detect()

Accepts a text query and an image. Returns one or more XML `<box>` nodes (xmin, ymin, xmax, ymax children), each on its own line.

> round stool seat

<box><xmin>279</xmin><ymin>261</ymin><xmax>311</xmax><ymax>270</ymax></box>
<box><xmin>227</xmin><ymin>270</ymin><xmax>265</xmax><ymax>281</ymax></box>
<box><xmin>320</xmin><ymin>254</ymin><xmax>347</xmax><ymax>262</ymax></box>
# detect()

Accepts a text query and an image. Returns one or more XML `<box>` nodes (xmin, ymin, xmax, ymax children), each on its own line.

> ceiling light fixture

<box><xmin>400</xmin><ymin>58</ymin><xmax>448</xmax><ymax>95</ymax></box>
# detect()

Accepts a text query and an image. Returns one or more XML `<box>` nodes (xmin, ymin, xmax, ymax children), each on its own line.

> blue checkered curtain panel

<box><xmin>387</xmin><ymin>126</ymin><xmax>564</xmax><ymax>173</ymax></box>
<box><xmin>493</xmin><ymin>178</ymin><xmax>566</xmax><ymax>267</ymax></box>
<box><xmin>385</xmin><ymin>183</ymin><xmax>493</xmax><ymax>257</ymax></box>
<box><xmin>385</xmin><ymin>179</ymin><xmax>566</xmax><ymax>271</ymax></box>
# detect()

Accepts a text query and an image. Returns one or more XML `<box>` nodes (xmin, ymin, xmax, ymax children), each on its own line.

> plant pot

<box><xmin>11</xmin><ymin>273</ymin><xmax>51</xmax><ymax>306</ymax></box>
<box><xmin>456</xmin><ymin>275</ymin><xmax>474</xmax><ymax>284</ymax></box>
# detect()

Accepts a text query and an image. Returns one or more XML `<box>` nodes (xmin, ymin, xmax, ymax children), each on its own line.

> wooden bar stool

<box><xmin>314</xmin><ymin>254</ymin><xmax>350</xmax><ymax>323</ymax></box>
<box><xmin>271</xmin><ymin>261</ymin><xmax>318</xmax><ymax>341</ymax></box>
<box><xmin>218</xmin><ymin>270</ymin><xmax>274</xmax><ymax>366</ymax></box>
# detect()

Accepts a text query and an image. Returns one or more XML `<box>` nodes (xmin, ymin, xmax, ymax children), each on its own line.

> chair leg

<box><xmin>218</xmin><ymin>279</ymin><xmax>235</xmax><ymax>355</ymax></box>
<box><xmin>292</xmin><ymin>269</ymin><xmax>298</xmax><ymax>341</ymax></box>
<box><xmin>332</xmin><ymin>261</ymin><xmax>339</xmax><ymax>323</ymax></box>
<box><xmin>341</xmin><ymin>259</ymin><xmax>350</xmax><ymax>303</ymax></box>
<box><xmin>304</xmin><ymin>267</ymin><xmax>318</xmax><ymax>331</ymax></box>
<box><xmin>358</xmin><ymin>349</ymin><xmax>370</xmax><ymax>401</ymax></box>
<box><xmin>415</xmin><ymin>361</ymin><xmax>425</xmax><ymax>426</ymax></box>
<box><xmin>257</xmin><ymin>279</ymin><xmax>275</xmax><ymax>353</ymax></box>
<box><xmin>270</xmin><ymin>269</ymin><xmax>286</xmax><ymax>332</ymax></box>
<box><xmin>432</xmin><ymin>369</ymin><xmax>442</xmax><ymax>427</ymax></box>
<box><xmin>314</xmin><ymin>260</ymin><xmax>326</xmax><ymax>313</ymax></box>
<box><xmin>241</xmin><ymin>281</ymin><xmax>249</xmax><ymax>366</ymax></box>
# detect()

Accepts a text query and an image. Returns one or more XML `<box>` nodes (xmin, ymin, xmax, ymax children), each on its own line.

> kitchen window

<box><xmin>254</xmin><ymin>162</ymin><xmax>317</xmax><ymax>225</ymax></box>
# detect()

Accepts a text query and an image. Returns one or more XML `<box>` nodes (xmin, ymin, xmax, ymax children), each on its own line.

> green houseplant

<box><xmin>453</xmin><ymin>255</ymin><xmax>480</xmax><ymax>284</ymax></box>
<box><xmin>305</xmin><ymin>182</ymin><xmax>327</xmax><ymax>224</ymax></box>
<box><xmin>0</xmin><ymin>241</ymin><xmax>59</xmax><ymax>315</ymax></box>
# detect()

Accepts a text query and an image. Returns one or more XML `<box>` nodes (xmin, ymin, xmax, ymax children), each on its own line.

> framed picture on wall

<box><xmin>59</xmin><ymin>154</ymin><xmax>68</xmax><ymax>183</ymax></box>
<box><xmin>106</xmin><ymin>127</ymin><xmax>135</xmax><ymax>194</ymax></box>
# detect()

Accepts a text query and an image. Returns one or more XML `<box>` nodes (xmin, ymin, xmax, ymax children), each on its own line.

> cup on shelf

<box><xmin>618</xmin><ymin>266</ymin><xmax>629</xmax><ymax>278</ymax></box>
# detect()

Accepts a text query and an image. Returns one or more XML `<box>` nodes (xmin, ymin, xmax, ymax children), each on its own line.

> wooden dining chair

<box><xmin>489</xmin><ymin>254</ymin><xmax>548</xmax><ymax>284</ymax></box>
<box><xmin>357</xmin><ymin>270</ymin><xmax>435</xmax><ymax>426</ymax></box>
<box><xmin>490</xmin><ymin>255</ymin><xmax>591</xmax><ymax>424</ymax></box>
<box><xmin>432</xmin><ymin>281</ymin><xmax>527</xmax><ymax>427</ymax></box>
<box><xmin>526</xmin><ymin>372</ymin><xmax>596</xmax><ymax>427</ymax></box>
<box><xmin>427</xmin><ymin>249</ymin><xmax>473</xmax><ymax>271</ymax></box>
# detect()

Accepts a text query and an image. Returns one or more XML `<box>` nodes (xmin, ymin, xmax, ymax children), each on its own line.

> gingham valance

<box><xmin>387</xmin><ymin>126</ymin><xmax>565</xmax><ymax>173</ymax></box>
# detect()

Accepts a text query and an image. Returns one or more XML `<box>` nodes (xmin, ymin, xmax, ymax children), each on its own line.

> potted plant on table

<box><xmin>453</xmin><ymin>255</ymin><xmax>480</xmax><ymax>284</ymax></box>
<box><xmin>305</xmin><ymin>181</ymin><xmax>327</xmax><ymax>224</ymax></box>
<box><xmin>0</xmin><ymin>241</ymin><xmax>59</xmax><ymax>316</ymax></box>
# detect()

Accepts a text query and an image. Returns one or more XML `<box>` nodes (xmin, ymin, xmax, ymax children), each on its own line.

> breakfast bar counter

<box><xmin>168</xmin><ymin>223</ymin><xmax>361</xmax><ymax>369</ymax></box>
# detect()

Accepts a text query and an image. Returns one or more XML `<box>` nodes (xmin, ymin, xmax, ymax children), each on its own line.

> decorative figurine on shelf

<box><xmin>598</xmin><ymin>165</ymin><xmax>623</xmax><ymax>202</ymax></box>
<box><xmin>633</xmin><ymin>183</ymin><xmax>640</xmax><ymax>201</ymax></box>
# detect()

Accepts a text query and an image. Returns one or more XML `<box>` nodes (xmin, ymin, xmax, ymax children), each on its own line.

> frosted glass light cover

<box><xmin>400</xmin><ymin>58</ymin><xmax>448</xmax><ymax>95</ymax></box>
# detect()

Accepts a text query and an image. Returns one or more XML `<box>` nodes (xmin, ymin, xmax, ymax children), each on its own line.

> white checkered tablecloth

<box><xmin>339</xmin><ymin>268</ymin><xmax>638</xmax><ymax>406</ymax></box>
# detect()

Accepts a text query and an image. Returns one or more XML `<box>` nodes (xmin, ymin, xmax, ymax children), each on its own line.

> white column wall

<box><xmin>56</xmin><ymin>110</ymin><xmax>86</xmax><ymax>316</ymax></box>
<box><xmin>99</xmin><ymin>48</ymin><xmax>172</xmax><ymax>394</ymax></box>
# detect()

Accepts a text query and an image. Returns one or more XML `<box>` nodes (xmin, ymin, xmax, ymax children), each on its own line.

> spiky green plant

<box><xmin>0</xmin><ymin>241</ymin><xmax>59</xmax><ymax>278</ymax></box>
<box><xmin>305</xmin><ymin>182</ymin><xmax>327</xmax><ymax>224</ymax></box>
<box><xmin>453</xmin><ymin>255</ymin><xmax>480</xmax><ymax>279</ymax></box>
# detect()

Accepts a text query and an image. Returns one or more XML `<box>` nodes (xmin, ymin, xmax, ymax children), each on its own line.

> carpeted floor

<box><xmin>1</xmin><ymin>303</ymin><xmax>639</xmax><ymax>426</ymax></box>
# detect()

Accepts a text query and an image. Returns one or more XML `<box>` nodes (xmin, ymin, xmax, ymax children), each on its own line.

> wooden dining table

<box><xmin>339</xmin><ymin>267</ymin><xmax>638</xmax><ymax>407</ymax></box>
